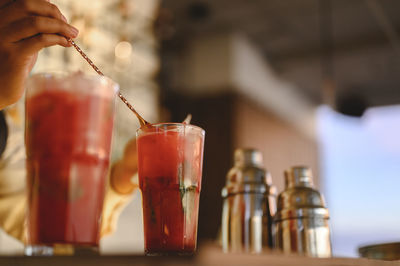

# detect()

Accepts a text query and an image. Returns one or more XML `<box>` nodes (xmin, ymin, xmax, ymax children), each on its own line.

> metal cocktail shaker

<box><xmin>274</xmin><ymin>166</ymin><xmax>332</xmax><ymax>257</ymax></box>
<box><xmin>221</xmin><ymin>148</ymin><xmax>276</xmax><ymax>253</ymax></box>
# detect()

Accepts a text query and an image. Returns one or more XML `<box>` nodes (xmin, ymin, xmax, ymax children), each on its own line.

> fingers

<box><xmin>110</xmin><ymin>161</ymin><xmax>139</xmax><ymax>195</ymax></box>
<box><xmin>2</xmin><ymin>16</ymin><xmax>78</xmax><ymax>42</ymax></box>
<box><xmin>0</xmin><ymin>0</ymin><xmax>66</xmax><ymax>25</ymax></box>
<box><xmin>16</xmin><ymin>33</ymin><xmax>71</xmax><ymax>55</ymax></box>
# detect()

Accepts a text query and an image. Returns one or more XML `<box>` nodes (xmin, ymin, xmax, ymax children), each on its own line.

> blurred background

<box><xmin>1</xmin><ymin>0</ymin><xmax>400</xmax><ymax>258</ymax></box>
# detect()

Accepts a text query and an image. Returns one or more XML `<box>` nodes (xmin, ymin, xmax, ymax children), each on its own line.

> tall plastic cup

<box><xmin>25</xmin><ymin>72</ymin><xmax>118</xmax><ymax>255</ymax></box>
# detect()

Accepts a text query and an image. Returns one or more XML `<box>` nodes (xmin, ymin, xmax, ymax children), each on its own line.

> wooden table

<box><xmin>1</xmin><ymin>246</ymin><xmax>398</xmax><ymax>266</ymax></box>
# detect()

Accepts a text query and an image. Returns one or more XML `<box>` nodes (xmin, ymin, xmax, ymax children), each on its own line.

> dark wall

<box><xmin>164</xmin><ymin>92</ymin><xmax>235</xmax><ymax>240</ymax></box>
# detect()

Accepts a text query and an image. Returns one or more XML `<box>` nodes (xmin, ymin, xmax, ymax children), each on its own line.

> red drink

<box><xmin>137</xmin><ymin>124</ymin><xmax>205</xmax><ymax>255</ymax></box>
<box><xmin>25</xmin><ymin>73</ymin><xmax>118</xmax><ymax>256</ymax></box>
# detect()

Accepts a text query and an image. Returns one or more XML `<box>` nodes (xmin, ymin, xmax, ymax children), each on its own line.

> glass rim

<box><xmin>136</xmin><ymin>123</ymin><xmax>205</xmax><ymax>136</ymax></box>
<box><xmin>28</xmin><ymin>71</ymin><xmax>119</xmax><ymax>93</ymax></box>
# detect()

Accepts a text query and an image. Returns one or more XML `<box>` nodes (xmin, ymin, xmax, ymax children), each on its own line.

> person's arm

<box><xmin>0</xmin><ymin>0</ymin><xmax>78</xmax><ymax>110</ymax></box>
<box><xmin>100</xmin><ymin>139</ymin><xmax>139</xmax><ymax>237</ymax></box>
<box><xmin>0</xmin><ymin>0</ymin><xmax>78</xmax><ymax>242</ymax></box>
<box><xmin>110</xmin><ymin>139</ymin><xmax>138</xmax><ymax>195</ymax></box>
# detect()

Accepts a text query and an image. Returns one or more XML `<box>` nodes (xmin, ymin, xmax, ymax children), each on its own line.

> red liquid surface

<box><xmin>25</xmin><ymin>89</ymin><xmax>114</xmax><ymax>247</ymax></box>
<box><xmin>137</xmin><ymin>128</ymin><xmax>204</xmax><ymax>254</ymax></box>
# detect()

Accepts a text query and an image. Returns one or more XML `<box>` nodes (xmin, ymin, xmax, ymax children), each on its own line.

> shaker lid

<box><xmin>275</xmin><ymin>166</ymin><xmax>329</xmax><ymax>221</ymax></box>
<box><xmin>234</xmin><ymin>148</ymin><xmax>263</xmax><ymax>168</ymax></box>
<box><xmin>222</xmin><ymin>148</ymin><xmax>276</xmax><ymax>197</ymax></box>
<box><xmin>284</xmin><ymin>166</ymin><xmax>314</xmax><ymax>188</ymax></box>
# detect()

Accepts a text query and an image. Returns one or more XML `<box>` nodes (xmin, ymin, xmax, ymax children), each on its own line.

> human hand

<box><xmin>0</xmin><ymin>0</ymin><xmax>79</xmax><ymax>109</ymax></box>
<box><xmin>110</xmin><ymin>139</ymin><xmax>139</xmax><ymax>195</ymax></box>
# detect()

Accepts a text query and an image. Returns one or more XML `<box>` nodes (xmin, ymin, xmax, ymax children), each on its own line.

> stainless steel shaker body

<box><xmin>221</xmin><ymin>149</ymin><xmax>276</xmax><ymax>253</ymax></box>
<box><xmin>274</xmin><ymin>166</ymin><xmax>332</xmax><ymax>258</ymax></box>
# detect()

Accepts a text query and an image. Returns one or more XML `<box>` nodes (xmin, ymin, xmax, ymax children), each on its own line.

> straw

<box><xmin>67</xmin><ymin>38</ymin><xmax>149</xmax><ymax>127</ymax></box>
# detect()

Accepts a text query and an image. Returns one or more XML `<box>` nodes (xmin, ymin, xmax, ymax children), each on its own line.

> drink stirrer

<box><xmin>67</xmin><ymin>38</ymin><xmax>150</xmax><ymax>127</ymax></box>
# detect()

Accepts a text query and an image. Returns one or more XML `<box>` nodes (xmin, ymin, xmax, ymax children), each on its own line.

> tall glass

<box><xmin>25</xmin><ymin>72</ymin><xmax>118</xmax><ymax>256</ymax></box>
<box><xmin>136</xmin><ymin>123</ymin><xmax>205</xmax><ymax>255</ymax></box>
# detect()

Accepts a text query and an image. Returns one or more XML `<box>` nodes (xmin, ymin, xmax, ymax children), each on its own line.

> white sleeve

<box><xmin>0</xmin><ymin>102</ymin><xmax>27</xmax><ymax>242</ymax></box>
<box><xmin>100</xmin><ymin>173</ymin><xmax>138</xmax><ymax>237</ymax></box>
<box><xmin>0</xmin><ymin>102</ymin><xmax>26</xmax><ymax>196</ymax></box>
